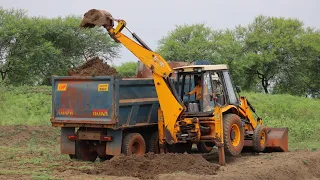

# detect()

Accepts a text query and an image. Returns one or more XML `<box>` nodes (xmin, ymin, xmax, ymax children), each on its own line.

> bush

<box><xmin>115</xmin><ymin>62</ymin><xmax>138</xmax><ymax>77</ymax></box>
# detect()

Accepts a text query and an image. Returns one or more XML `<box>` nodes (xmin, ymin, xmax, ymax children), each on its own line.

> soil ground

<box><xmin>0</xmin><ymin>125</ymin><xmax>319</xmax><ymax>180</ymax></box>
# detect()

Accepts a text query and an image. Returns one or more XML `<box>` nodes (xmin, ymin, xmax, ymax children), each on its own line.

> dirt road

<box><xmin>0</xmin><ymin>125</ymin><xmax>319</xmax><ymax>180</ymax></box>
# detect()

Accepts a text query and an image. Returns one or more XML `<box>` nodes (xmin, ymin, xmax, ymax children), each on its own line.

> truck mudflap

<box><xmin>60</xmin><ymin>127</ymin><xmax>75</xmax><ymax>155</ymax></box>
<box><xmin>243</xmin><ymin>127</ymin><xmax>289</xmax><ymax>152</ymax></box>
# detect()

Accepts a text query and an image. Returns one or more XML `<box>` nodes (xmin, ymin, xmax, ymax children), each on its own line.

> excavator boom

<box><xmin>79</xmin><ymin>9</ymin><xmax>184</xmax><ymax>144</ymax></box>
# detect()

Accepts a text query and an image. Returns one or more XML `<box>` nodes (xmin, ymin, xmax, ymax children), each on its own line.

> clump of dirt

<box><xmin>67</xmin><ymin>57</ymin><xmax>119</xmax><ymax>76</ymax></box>
<box><xmin>83</xmin><ymin>153</ymin><xmax>220</xmax><ymax>179</ymax></box>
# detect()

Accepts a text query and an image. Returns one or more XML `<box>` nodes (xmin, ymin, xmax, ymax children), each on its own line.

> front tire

<box><xmin>223</xmin><ymin>113</ymin><xmax>244</xmax><ymax>156</ymax></box>
<box><xmin>253</xmin><ymin>124</ymin><xmax>267</xmax><ymax>152</ymax></box>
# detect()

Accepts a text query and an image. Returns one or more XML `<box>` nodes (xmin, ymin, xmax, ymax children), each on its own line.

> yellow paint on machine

<box><xmin>57</xmin><ymin>84</ymin><xmax>67</xmax><ymax>91</ymax></box>
<box><xmin>98</xmin><ymin>84</ymin><xmax>109</xmax><ymax>91</ymax></box>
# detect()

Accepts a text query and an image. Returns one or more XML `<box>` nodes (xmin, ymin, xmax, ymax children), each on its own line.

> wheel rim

<box><xmin>230</xmin><ymin>124</ymin><xmax>241</xmax><ymax>147</ymax></box>
<box><xmin>260</xmin><ymin>131</ymin><xmax>266</xmax><ymax>146</ymax></box>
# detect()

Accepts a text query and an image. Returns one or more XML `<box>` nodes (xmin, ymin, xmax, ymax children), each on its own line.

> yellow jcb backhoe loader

<box><xmin>79</xmin><ymin>9</ymin><xmax>288</xmax><ymax>165</ymax></box>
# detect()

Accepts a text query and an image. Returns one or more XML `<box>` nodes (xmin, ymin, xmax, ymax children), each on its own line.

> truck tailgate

<box><xmin>51</xmin><ymin>76</ymin><xmax>117</xmax><ymax>125</ymax></box>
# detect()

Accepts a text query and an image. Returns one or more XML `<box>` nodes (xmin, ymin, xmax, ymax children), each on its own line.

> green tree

<box><xmin>156</xmin><ymin>24</ymin><xmax>215</xmax><ymax>62</ymax></box>
<box><xmin>156</xmin><ymin>15</ymin><xmax>320</xmax><ymax>97</ymax></box>
<box><xmin>234</xmin><ymin>15</ymin><xmax>305</xmax><ymax>93</ymax></box>
<box><xmin>115</xmin><ymin>61</ymin><xmax>138</xmax><ymax>77</ymax></box>
<box><xmin>0</xmin><ymin>7</ymin><xmax>121</xmax><ymax>85</ymax></box>
<box><xmin>0</xmin><ymin>7</ymin><xmax>27</xmax><ymax>82</ymax></box>
<box><xmin>274</xmin><ymin>29</ymin><xmax>320</xmax><ymax>97</ymax></box>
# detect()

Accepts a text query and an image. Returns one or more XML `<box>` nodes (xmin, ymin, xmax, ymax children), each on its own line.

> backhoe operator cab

<box><xmin>174</xmin><ymin>65</ymin><xmax>239</xmax><ymax>114</ymax></box>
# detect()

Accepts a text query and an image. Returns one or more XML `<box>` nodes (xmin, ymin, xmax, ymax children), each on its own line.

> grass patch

<box><xmin>20</xmin><ymin>158</ymin><xmax>43</xmax><ymax>165</ymax></box>
<box><xmin>0</xmin><ymin>85</ymin><xmax>51</xmax><ymax>126</ymax></box>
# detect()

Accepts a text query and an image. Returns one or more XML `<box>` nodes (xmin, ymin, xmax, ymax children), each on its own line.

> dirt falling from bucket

<box><xmin>83</xmin><ymin>153</ymin><xmax>220</xmax><ymax>179</ymax></box>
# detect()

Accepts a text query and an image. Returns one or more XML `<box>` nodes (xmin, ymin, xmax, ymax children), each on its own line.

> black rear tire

<box><xmin>223</xmin><ymin>113</ymin><xmax>244</xmax><ymax>156</ymax></box>
<box><xmin>122</xmin><ymin>133</ymin><xmax>146</xmax><ymax>155</ymax></box>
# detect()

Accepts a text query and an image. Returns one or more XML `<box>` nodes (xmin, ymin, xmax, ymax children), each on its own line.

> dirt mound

<box><xmin>206</xmin><ymin>150</ymin><xmax>320</xmax><ymax>180</ymax></box>
<box><xmin>68</xmin><ymin>57</ymin><xmax>119</xmax><ymax>76</ymax></box>
<box><xmin>84</xmin><ymin>153</ymin><xmax>220</xmax><ymax>179</ymax></box>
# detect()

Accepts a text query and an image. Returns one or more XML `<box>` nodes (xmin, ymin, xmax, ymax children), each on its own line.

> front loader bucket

<box><xmin>79</xmin><ymin>9</ymin><xmax>114</xmax><ymax>29</ymax></box>
<box><xmin>264</xmin><ymin>127</ymin><xmax>289</xmax><ymax>152</ymax></box>
<box><xmin>243</xmin><ymin>127</ymin><xmax>288</xmax><ymax>153</ymax></box>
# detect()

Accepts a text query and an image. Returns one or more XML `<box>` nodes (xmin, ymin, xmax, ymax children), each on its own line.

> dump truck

<box><xmin>50</xmin><ymin>9</ymin><xmax>289</xmax><ymax>165</ymax></box>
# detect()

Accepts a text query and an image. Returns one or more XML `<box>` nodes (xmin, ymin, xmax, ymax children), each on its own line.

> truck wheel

<box><xmin>223</xmin><ymin>113</ymin><xmax>244</xmax><ymax>156</ymax></box>
<box><xmin>76</xmin><ymin>141</ymin><xmax>98</xmax><ymax>162</ymax></box>
<box><xmin>122</xmin><ymin>133</ymin><xmax>146</xmax><ymax>155</ymax></box>
<box><xmin>253</xmin><ymin>124</ymin><xmax>267</xmax><ymax>152</ymax></box>
<box><xmin>147</xmin><ymin>132</ymin><xmax>160</xmax><ymax>154</ymax></box>
<box><xmin>197</xmin><ymin>142</ymin><xmax>215</xmax><ymax>153</ymax></box>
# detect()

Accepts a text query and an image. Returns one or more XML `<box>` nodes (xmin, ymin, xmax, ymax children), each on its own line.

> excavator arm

<box><xmin>79</xmin><ymin>9</ymin><xmax>184</xmax><ymax>144</ymax></box>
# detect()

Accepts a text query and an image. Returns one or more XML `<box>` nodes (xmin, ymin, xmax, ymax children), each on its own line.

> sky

<box><xmin>1</xmin><ymin>0</ymin><xmax>319</xmax><ymax>65</ymax></box>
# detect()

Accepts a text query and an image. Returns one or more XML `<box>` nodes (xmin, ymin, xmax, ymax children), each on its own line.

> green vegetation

<box><xmin>114</xmin><ymin>61</ymin><xmax>138</xmax><ymax>77</ymax></box>
<box><xmin>0</xmin><ymin>85</ymin><xmax>51</xmax><ymax>126</ymax></box>
<box><xmin>0</xmin><ymin>7</ymin><xmax>120</xmax><ymax>86</ymax></box>
<box><xmin>157</xmin><ymin>16</ymin><xmax>320</xmax><ymax>98</ymax></box>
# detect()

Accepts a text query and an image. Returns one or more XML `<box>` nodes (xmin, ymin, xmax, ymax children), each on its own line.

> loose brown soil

<box><xmin>0</xmin><ymin>125</ymin><xmax>319</xmax><ymax>180</ymax></box>
<box><xmin>83</xmin><ymin>153</ymin><xmax>220</xmax><ymax>179</ymax></box>
<box><xmin>67</xmin><ymin>57</ymin><xmax>119</xmax><ymax>76</ymax></box>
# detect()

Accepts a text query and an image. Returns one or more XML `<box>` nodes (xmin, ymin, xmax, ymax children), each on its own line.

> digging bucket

<box><xmin>243</xmin><ymin>127</ymin><xmax>289</xmax><ymax>153</ymax></box>
<box><xmin>79</xmin><ymin>9</ymin><xmax>115</xmax><ymax>29</ymax></box>
<box><xmin>264</xmin><ymin>127</ymin><xmax>289</xmax><ymax>152</ymax></box>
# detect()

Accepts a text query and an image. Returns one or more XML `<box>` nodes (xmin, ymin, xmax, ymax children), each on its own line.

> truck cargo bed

<box><xmin>51</xmin><ymin>76</ymin><xmax>159</xmax><ymax>129</ymax></box>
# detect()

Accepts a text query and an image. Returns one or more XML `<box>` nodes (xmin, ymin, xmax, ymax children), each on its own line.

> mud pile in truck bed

<box><xmin>67</xmin><ymin>57</ymin><xmax>119</xmax><ymax>76</ymax></box>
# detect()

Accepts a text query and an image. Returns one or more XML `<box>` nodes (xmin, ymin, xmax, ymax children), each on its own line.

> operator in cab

<box><xmin>186</xmin><ymin>78</ymin><xmax>202</xmax><ymax>101</ymax></box>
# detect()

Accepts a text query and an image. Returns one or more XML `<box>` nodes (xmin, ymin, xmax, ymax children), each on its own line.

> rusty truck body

<box><xmin>51</xmin><ymin>75</ymin><xmax>162</xmax><ymax>161</ymax></box>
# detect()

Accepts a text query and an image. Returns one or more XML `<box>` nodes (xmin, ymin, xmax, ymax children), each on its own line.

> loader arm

<box><xmin>238</xmin><ymin>96</ymin><xmax>261</xmax><ymax>129</ymax></box>
<box><xmin>238</xmin><ymin>96</ymin><xmax>289</xmax><ymax>152</ymax></box>
<box><xmin>108</xmin><ymin>20</ymin><xmax>184</xmax><ymax>143</ymax></box>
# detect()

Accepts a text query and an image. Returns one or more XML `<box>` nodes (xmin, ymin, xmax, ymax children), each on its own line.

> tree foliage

<box><xmin>157</xmin><ymin>24</ymin><xmax>216</xmax><ymax>62</ymax></box>
<box><xmin>0</xmin><ymin>7</ymin><xmax>120</xmax><ymax>85</ymax></box>
<box><xmin>157</xmin><ymin>15</ymin><xmax>320</xmax><ymax>98</ymax></box>
<box><xmin>115</xmin><ymin>62</ymin><xmax>138</xmax><ymax>77</ymax></box>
